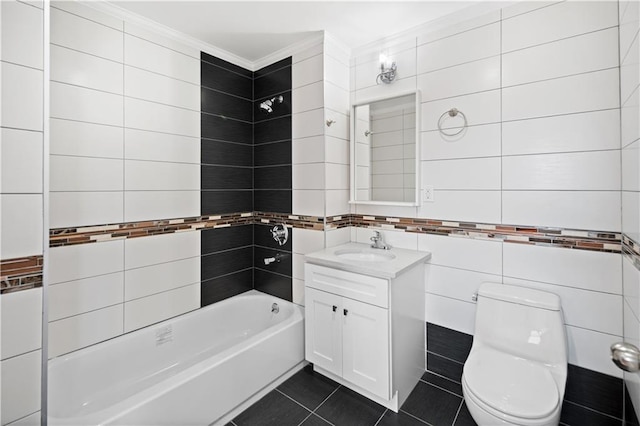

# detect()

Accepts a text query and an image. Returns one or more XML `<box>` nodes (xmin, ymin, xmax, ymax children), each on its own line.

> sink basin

<box><xmin>334</xmin><ymin>248</ymin><xmax>396</xmax><ymax>262</ymax></box>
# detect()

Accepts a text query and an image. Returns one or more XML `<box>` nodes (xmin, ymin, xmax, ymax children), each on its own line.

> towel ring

<box><xmin>437</xmin><ymin>108</ymin><xmax>467</xmax><ymax>137</ymax></box>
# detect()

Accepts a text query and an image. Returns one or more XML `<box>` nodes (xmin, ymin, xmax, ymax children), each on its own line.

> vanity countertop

<box><xmin>305</xmin><ymin>242</ymin><xmax>431</xmax><ymax>279</ymax></box>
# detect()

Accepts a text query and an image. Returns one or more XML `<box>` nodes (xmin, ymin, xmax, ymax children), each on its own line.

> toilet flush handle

<box><xmin>611</xmin><ymin>342</ymin><xmax>640</xmax><ymax>372</ymax></box>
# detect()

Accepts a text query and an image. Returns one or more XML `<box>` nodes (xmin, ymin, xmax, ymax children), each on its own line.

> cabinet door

<box><xmin>342</xmin><ymin>297</ymin><xmax>390</xmax><ymax>400</ymax></box>
<box><xmin>305</xmin><ymin>287</ymin><xmax>342</xmax><ymax>376</ymax></box>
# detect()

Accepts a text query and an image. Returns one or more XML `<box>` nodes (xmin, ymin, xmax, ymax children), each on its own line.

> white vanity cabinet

<box><xmin>303</xmin><ymin>244</ymin><xmax>429</xmax><ymax>412</ymax></box>
<box><xmin>305</xmin><ymin>267</ymin><xmax>391</xmax><ymax>399</ymax></box>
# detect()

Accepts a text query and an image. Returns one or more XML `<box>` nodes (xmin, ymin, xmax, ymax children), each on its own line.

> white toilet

<box><xmin>462</xmin><ymin>282</ymin><xmax>568</xmax><ymax>426</ymax></box>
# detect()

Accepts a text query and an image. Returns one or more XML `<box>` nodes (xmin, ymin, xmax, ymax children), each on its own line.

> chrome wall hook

<box><xmin>326</xmin><ymin>119</ymin><xmax>336</xmax><ymax>127</ymax></box>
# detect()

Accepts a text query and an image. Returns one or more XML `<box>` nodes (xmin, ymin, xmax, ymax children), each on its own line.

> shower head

<box><xmin>259</xmin><ymin>95</ymin><xmax>283</xmax><ymax>114</ymax></box>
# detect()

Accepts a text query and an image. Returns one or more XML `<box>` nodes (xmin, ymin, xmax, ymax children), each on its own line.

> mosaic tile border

<box><xmin>0</xmin><ymin>211</ymin><xmax>622</xmax><ymax>295</ymax></box>
<box><xmin>330</xmin><ymin>214</ymin><xmax>621</xmax><ymax>253</ymax></box>
<box><xmin>1</xmin><ymin>255</ymin><xmax>44</xmax><ymax>294</ymax></box>
<box><xmin>623</xmin><ymin>235</ymin><xmax>640</xmax><ymax>272</ymax></box>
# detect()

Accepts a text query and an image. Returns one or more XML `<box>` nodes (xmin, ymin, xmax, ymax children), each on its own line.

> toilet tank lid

<box><xmin>478</xmin><ymin>282</ymin><xmax>561</xmax><ymax>311</ymax></box>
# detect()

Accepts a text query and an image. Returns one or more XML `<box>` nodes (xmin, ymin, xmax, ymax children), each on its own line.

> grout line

<box><xmin>450</xmin><ymin>399</ymin><xmax>465</xmax><ymax>426</ymax></box>
<box><xmin>275</xmin><ymin>388</ymin><xmax>314</xmax><ymax>414</ymax></box>
<box><xmin>421</xmin><ymin>379</ymin><xmax>465</xmax><ymax>399</ymax></box>
<box><xmin>296</xmin><ymin>412</ymin><xmax>314</xmax><ymax>426</ymax></box>
<box><xmin>372</xmin><ymin>409</ymin><xmax>387</xmax><ymax>426</ymax></box>
<box><xmin>562</xmin><ymin>400</ymin><xmax>625</xmax><ymax>422</ymax></box>
<box><xmin>398</xmin><ymin>409</ymin><xmax>433</xmax><ymax>425</ymax></box>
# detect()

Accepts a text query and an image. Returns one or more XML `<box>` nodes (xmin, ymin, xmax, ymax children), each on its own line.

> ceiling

<box><xmin>111</xmin><ymin>1</ymin><xmax>477</xmax><ymax>63</ymax></box>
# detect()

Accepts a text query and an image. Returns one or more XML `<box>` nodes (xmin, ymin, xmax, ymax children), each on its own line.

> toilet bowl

<box><xmin>462</xmin><ymin>283</ymin><xmax>567</xmax><ymax>426</ymax></box>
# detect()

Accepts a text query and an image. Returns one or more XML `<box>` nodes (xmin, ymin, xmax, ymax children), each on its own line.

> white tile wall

<box><xmin>1</xmin><ymin>0</ymin><xmax>43</xmax><ymax>69</ymax></box>
<box><xmin>123</xmin><ymin>190</ymin><xmax>200</xmax><ymax>222</ymax></box>
<box><xmin>124</xmin><ymin>231</ymin><xmax>200</xmax><ymax>270</ymax></box>
<box><xmin>1</xmin><ymin>195</ymin><xmax>43</xmax><ymax>259</ymax></box>
<box><xmin>1</xmin><ymin>62</ymin><xmax>43</xmax><ymax>131</ymax></box>
<box><xmin>124</xmin><ymin>97</ymin><xmax>199</xmax><ymax>137</ymax></box>
<box><xmin>50</xmin><ymin>156</ymin><xmax>123</xmax><ymax>192</ymax></box>
<box><xmin>502</xmin><ymin>109</ymin><xmax>621</xmax><ymax>156</ymax></box>
<box><xmin>49</xmin><ymin>240</ymin><xmax>124</xmax><ymax>284</ymax></box>
<box><xmin>50</xmin><ymin>118</ymin><xmax>124</xmax><ymax>159</ymax></box>
<box><xmin>502</xmin><ymin>190</ymin><xmax>621</xmax><ymax>231</ymax></box>
<box><xmin>48</xmin><ymin>305</ymin><xmax>123</xmax><ymax>358</ymax></box>
<box><xmin>48</xmin><ymin>272</ymin><xmax>124</xmax><ymax>321</ymax></box>
<box><xmin>1</xmin><ymin>128</ymin><xmax>43</xmax><ymax>194</ymax></box>
<box><xmin>502</xmin><ymin>27</ymin><xmax>619</xmax><ymax>87</ymax></box>
<box><xmin>50</xmin><ymin>82</ymin><xmax>123</xmax><ymax>127</ymax></box>
<box><xmin>124</xmin><ymin>129</ymin><xmax>199</xmax><ymax>164</ymax></box>
<box><xmin>421</xmin><ymin>124</ymin><xmax>501</xmax><ymax>161</ymax></box>
<box><xmin>501</xmin><ymin>1</ymin><xmax>618</xmax><ymax>53</ymax></box>
<box><xmin>417</xmin><ymin>234</ymin><xmax>502</xmax><ymax>275</ymax></box>
<box><xmin>124</xmin><ymin>66</ymin><xmax>200</xmax><ymax>111</ymax></box>
<box><xmin>125</xmin><ymin>257</ymin><xmax>200</xmax><ymax>301</ymax></box>
<box><xmin>50</xmin><ymin>44</ymin><xmax>123</xmax><ymax>94</ymax></box>
<box><xmin>124</xmin><ymin>160</ymin><xmax>199</xmax><ymax>191</ymax></box>
<box><xmin>123</xmin><ymin>283</ymin><xmax>199</xmax><ymax>332</ymax></box>
<box><xmin>417</xmin><ymin>23</ymin><xmax>500</xmax><ymax>74</ymax></box>
<box><xmin>1</xmin><ymin>289</ymin><xmax>42</xmax><ymax>360</ymax></box>
<box><xmin>50</xmin><ymin>191</ymin><xmax>124</xmax><ymax>229</ymax></box>
<box><xmin>50</xmin><ymin>7</ymin><xmax>123</xmax><ymax>62</ymax></box>
<box><xmin>418</xmin><ymin>56</ymin><xmax>500</xmax><ymax>102</ymax></box>
<box><xmin>124</xmin><ymin>34</ymin><xmax>199</xmax><ymax>84</ymax></box>
<box><xmin>502</xmin><ymin>150</ymin><xmax>621</xmax><ymax>191</ymax></box>
<box><xmin>1</xmin><ymin>350</ymin><xmax>41</xmax><ymax>425</ymax></box>
<box><xmin>502</xmin><ymin>69</ymin><xmax>619</xmax><ymax>121</ymax></box>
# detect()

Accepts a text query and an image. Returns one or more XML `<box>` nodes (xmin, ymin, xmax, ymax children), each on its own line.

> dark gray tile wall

<box><xmin>253</xmin><ymin>57</ymin><xmax>292</xmax><ymax>214</ymax></box>
<box><xmin>199</xmin><ymin>53</ymin><xmax>293</xmax><ymax>305</ymax></box>
<box><xmin>253</xmin><ymin>224</ymin><xmax>293</xmax><ymax>301</ymax></box>
<box><xmin>201</xmin><ymin>52</ymin><xmax>254</xmax><ymax>215</ymax></box>
<box><xmin>426</xmin><ymin>322</ymin><xmax>632</xmax><ymax>425</ymax></box>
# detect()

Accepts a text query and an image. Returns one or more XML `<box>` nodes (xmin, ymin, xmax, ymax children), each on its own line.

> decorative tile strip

<box><xmin>253</xmin><ymin>211</ymin><xmax>325</xmax><ymax>230</ymax></box>
<box><xmin>50</xmin><ymin>212</ymin><xmax>256</xmax><ymax>247</ymax></box>
<box><xmin>50</xmin><ymin>212</ymin><xmax>327</xmax><ymax>248</ymax></box>
<box><xmin>346</xmin><ymin>214</ymin><xmax>621</xmax><ymax>253</ymax></box>
<box><xmin>623</xmin><ymin>235</ymin><xmax>640</xmax><ymax>272</ymax></box>
<box><xmin>1</xmin><ymin>255</ymin><xmax>44</xmax><ymax>294</ymax></box>
<box><xmin>49</xmin><ymin>211</ymin><xmax>622</xmax><ymax>255</ymax></box>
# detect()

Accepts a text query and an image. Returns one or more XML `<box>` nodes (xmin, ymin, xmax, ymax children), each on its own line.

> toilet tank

<box><xmin>474</xmin><ymin>282</ymin><xmax>567</xmax><ymax>367</ymax></box>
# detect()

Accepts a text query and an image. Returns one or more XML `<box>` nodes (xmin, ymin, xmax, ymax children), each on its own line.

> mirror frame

<box><xmin>349</xmin><ymin>89</ymin><xmax>421</xmax><ymax>207</ymax></box>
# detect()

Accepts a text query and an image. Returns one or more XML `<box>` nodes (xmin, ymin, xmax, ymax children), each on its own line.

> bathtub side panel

<box><xmin>111</xmin><ymin>319</ymin><xmax>304</xmax><ymax>425</ymax></box>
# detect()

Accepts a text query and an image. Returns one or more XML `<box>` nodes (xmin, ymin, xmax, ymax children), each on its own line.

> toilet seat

<box><xmin>463</xmin><ymin>347</ymin><xmax>560</xmax><ymax>421</ymax></box>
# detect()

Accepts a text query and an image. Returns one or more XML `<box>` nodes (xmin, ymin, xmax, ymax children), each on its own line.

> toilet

<box><xmin>462</xmin><ymin>282</ymin><xmax>568</xmax><ymax>426</ymax></box>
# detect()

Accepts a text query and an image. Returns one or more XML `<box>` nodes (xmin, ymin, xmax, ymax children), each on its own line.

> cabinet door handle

<box><xmin>343</xmin><ymin>309</ymin><xmax>348</xmax><ymax>316</ymax></box>
<box><xmin>332</xmin><ymin>305</ymin><xmax>337</xmax><ymax>312</ymax></box>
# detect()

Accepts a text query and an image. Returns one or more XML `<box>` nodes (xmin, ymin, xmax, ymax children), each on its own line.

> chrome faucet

<box><xmin>370</xmin><ymin>231</ymin><xmax>391</xmax><ymax>250</ymax></box>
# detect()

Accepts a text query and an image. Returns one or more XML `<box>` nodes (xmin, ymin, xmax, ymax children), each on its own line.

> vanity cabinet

<box><xmin>304</xmin><ymin>256</ymin><xmax>427</xmax><ymax>412</ymax></box>
<box><xmin>305</xmin><ymin>286</ymin><xmax>390</xmax><ymax>399</ymax></box>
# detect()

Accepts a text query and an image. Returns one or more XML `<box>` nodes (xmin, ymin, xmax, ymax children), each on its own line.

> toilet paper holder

<box><xmin>611</xmin><ymin>342</ymin><xmax>640</xmax><ymax>372</ymax></box>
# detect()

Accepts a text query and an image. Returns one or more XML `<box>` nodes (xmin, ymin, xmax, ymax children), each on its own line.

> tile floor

<box><xmin>226</xmin><ymin>365</ymin><xmax>476</xmax><ymax>426</ymax></box>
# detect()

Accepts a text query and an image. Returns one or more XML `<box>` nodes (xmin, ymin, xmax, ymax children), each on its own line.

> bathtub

<box><xmin>48</xmin><ymin>290</ymin><xmax>305</xmax><ymax>425</ymax></box>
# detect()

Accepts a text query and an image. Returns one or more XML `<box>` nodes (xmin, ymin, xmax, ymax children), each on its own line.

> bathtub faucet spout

<box><xmin>264</xmin><ymin>253</ymin><xmax>282</xmax><ymax>265</ymax></box>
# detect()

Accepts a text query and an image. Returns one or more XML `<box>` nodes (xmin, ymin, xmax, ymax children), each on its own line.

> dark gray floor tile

<box><xmin>277</xmin><ymin>365</ymin><xmax>340</xmax><ymax>411</ymax></box>
<box><xmin>315</xmin><ymin>386</ymin><xmax>386</xmax><ymax>426</ymax></box>
<box><xmin>300</xmin><ymin>414</ymin><xmax>333</xmax><ymax>425</ymax></box>
<box><xmin>378</xmin><ymin>410</ymin><xmax>428</xmax><ymax>425</ymax></box>
<box><xmin>421</xmin><ymin>371</ymin><xmax>463</xmax><ymax>397</ymax></box>
<box><xmin>402</xmin><ymin>381</ymin><xmax>462</xmax><ymax>426</ymax></box>
<box><xmin>426</xmin><ymin>352</ymin><xmax>464</xmax><ymax>383</ymax></box>
<box><xmin>232</xmin><ymin>390</ymin><xmax>310</xmax><ymax>426</ymax></box>
<box><xmin>427</xmin><ymin>323</ymin><xmax>473</xmax><ymax>364</ymax></box>
<box><xmin>453</xmin><ymin>402</ymin><xmax>477</xmax><ymax>426</ymax></box>
<box><xmin>565</xmin><ymin>364</ymin><xmax>623</xmax><ymax>419</ymax></box>
<box><xmin>560</xmin><ymin>401</ymin><xmax>623</xmax><ymax>426</ymax></box>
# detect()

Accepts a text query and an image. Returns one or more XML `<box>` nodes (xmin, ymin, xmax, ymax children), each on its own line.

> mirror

<box><xmin>350</xmin><ymin>91</ymin><xmax>420</xmax><ymax>206</ymax></box>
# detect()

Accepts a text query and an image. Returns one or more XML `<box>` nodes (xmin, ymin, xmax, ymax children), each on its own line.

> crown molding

<box><xmin>252</xmin><ymin>32</ymin><xmax>325</xmax><ymax>71</ymax></box>
<box><xmin>86</xmin><ymin>0</ymin><xmax>254</xmax><ymax>70</ymax></box>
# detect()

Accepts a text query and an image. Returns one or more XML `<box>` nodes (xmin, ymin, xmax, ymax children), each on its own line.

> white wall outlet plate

<box><xmin>423</xmin><ymin>186</ymin><xmax>434</xmax><ymax>202</ymax></box>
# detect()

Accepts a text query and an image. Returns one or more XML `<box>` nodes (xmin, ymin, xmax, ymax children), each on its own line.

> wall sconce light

<box><xmin>376</xmin><ymin>54</ymin><xmax>397</xmax><ymax>84</ymax></box>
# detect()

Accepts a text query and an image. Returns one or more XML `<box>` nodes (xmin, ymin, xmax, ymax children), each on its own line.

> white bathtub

<box><xmin>48</xmin><ymin>290</ymin><xmax>305</xmax><ymax>425</ymax></box>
